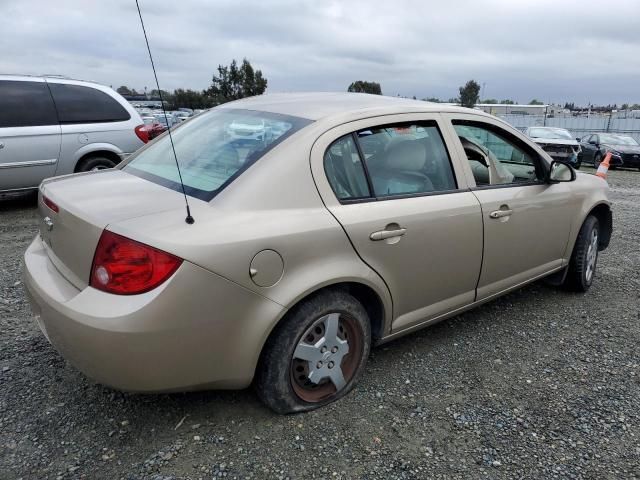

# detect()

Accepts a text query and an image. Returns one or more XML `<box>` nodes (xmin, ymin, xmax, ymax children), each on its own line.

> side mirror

<box><xmin>548</xmin><ymin>160</ymin><xmax>576</xmax><ymax>183</ymax></box>
<box><xmin>576</xmin><ymin>137</ymin><xmax>581</xmax><ymax>142</ymax></box>
<box><xmin>589</xmin><ymin>139</ymin><xmax>597</xmax><ymax>145</ymax></box>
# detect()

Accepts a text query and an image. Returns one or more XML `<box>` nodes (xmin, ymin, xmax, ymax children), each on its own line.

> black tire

<box><xmin>563</xmin><ymin>215</ymin><xmax>600</xmax><ymax>292</ymax></box>
<box><xmin>574</xmin><ymin>161</ymin><xmax>582</xmax><ymax>169</ymax></box>
<box><xmin>255</xmin><ymin>289</ymin><xmax>371</xmax><ymax>414</ymax></box>
<box><xmin>593</xmin><ymin>152</ymin><xmax>602</xmax><ymax>169</ymax></box>
<box><xmin>76</xmin><ymin>156</ymin><xmax>117</xmax><ymax>172</ymax></box>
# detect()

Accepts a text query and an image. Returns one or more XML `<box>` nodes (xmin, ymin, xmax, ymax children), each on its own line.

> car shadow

<box><xmin>0</xmin><ymin>191</ymin><xmax>38</xmax><ymax>211</ymax></box>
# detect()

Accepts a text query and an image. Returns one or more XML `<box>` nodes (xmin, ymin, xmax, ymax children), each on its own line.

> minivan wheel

<box><xmin>563</xmin><ymin>215</ymin><xmax>599</xmax><ymax>292</ymax></box>
<box><xmin>76</xmin><ymin>156</ymin><xmax>117</xmax><ymax>172</ymax></box>
<box><xmin>255</xmin><ymin>290</ymin><xmax>371</xmax><ymax>414</ymax></box>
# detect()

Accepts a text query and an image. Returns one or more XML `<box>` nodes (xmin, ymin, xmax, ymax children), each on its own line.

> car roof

<box><xmin>0</xmin><ymin>73</ymin><xmax>106</xmax><ymax>87</ymax></box>
<box><xmin>219</xmin><ymin>92</ymin><xmax>482</xmax><ymax>121</ymax></box>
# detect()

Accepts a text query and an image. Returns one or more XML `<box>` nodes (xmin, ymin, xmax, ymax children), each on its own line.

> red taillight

<box><xmin>43</xmin><ymin>195</ymin><xmax>59</xmax><ymax>213</ymax></box>
<box><xmin>90</xmin><ymin>230</ymin><xmax>182</xmax><ymax>295</ymax></box>
<box><xmin>135</xmin><ymin>124</ymin><xmax>149</xmax><ymax>144</ymax></box>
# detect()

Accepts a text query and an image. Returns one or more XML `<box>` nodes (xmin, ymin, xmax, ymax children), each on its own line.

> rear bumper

<box><xmin>23</xmin><ymin>235</ymin><xmax>284</xmax><ymax>392</ymax></box>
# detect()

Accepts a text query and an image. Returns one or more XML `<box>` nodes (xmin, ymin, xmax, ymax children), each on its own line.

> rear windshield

<box><xmin>124</xmin><ymin>108</ymin><xmax>311</xmax><ymax>201</ymax></box>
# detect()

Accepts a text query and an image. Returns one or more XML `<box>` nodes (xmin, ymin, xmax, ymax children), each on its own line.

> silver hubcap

<box><xmin>585</xmin><ymin>229</ymin><xmax>598</xmax><ymax>282</ymax></box>
<box><xmin>90</xmin><ymin>165</ymin><xmax>109</xmax><ymax>171</ymax></box>
<box><xmin>293</xmin><ymin>313</ymin><xmax>350</xmax><ymax>390</ymax></box>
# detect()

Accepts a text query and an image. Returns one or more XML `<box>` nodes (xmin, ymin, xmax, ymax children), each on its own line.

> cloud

<box><xmin>2</xmin><ymin>0</ymin><xmax>639</xmax><ymax>104</ymax></box>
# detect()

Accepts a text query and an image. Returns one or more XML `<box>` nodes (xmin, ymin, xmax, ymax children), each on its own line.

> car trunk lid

<box><xmin>38</xmin><ymin>169</ymin><xmax>189</xmax><ymax>289</ymax></box>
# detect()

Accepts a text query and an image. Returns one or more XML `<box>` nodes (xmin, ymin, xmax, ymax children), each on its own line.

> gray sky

<box><xmin>3</xmin><ymin>0</ymin><xmax>639</xmax><ymax>105</ymax></box>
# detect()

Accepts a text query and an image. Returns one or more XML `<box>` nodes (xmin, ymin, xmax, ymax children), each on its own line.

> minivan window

<box><xmin>124</xmin><ymin>108</ymin><xmax>311</xmax><ymax>201</ymax></box>
<box><xmin>0</xmin><ymin>80</ymin><xmax>58</xmax><ymax>128</ymax></box>
<box><xmin>48</xmin><ymin>83</ymin><xmax>131</xmax><ymax>123</ymax></box>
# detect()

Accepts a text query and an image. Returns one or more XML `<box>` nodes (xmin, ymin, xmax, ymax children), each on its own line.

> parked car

<box><xmin>579</xmin><ymin>133</ymin><xmax>640</xmax><ymax>169</ymax></box>
<box><xmin>141</xmin><ymin>116</ymin><xmax>167</xmax><ymax>140</ymax></box>
<box><xmin>23</xmin><ymin>93</ymin><xmax>612</xmax><ymax>413</ymax></box>
<box><xmin>226</xmin><ymin>117</ymin><xmax>271</xmax><ymax>145</ymax></box>
<box><xmin>524</xmin><ymin>126</ymin><xmax>581</xmax><ymax>167</ymax></box>
<box><xmin>153</xmin><ymin>112</ymin><xmax>178</xmax><ymax>128</ymax></box>
<box><xmin>0</xmin><ymin>75</ymin><xmax>147</xmax><ymax>192</ymax></box>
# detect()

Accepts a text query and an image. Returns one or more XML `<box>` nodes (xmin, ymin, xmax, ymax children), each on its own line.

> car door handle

<box><xmin>489</xmin><ymin>209</ymin><xmax>513</xmax><ymax>219</ymax></box>
<box><xmin>370</xmin><ymin>227</ymin><xmax>407</xmax><ymax>241</ymax></box>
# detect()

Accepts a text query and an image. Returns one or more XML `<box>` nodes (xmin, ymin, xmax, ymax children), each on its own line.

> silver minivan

<box><xmin>0</xmin><ymin>75</ymin><xmax>147</xmax><ymax>192</ymax></box>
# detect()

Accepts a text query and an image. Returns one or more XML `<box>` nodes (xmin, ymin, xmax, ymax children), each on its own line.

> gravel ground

<box><xmin>1</xmin><ymin>169</ymin><xmax>639</xmax><ymax>480</ymax></box>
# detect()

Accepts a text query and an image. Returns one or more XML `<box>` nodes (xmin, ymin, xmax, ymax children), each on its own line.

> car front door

<box><xmin>0</xmin><ymin>79</ymin><xmax>61</xmax><ymax>190</ymax></box>
<box><xmin>582</xmin><ymin>134</ymin><xmax>599</xmax><ymax>163</ymax></box>
<box><xmin>311</xmin><ymin>114</ymin><xmax>483</xmax><ymax>333</ymax></box>
<box><xmin>443</xmin><ymin>113</ymin><xmax>577</xmax><ymax>300</ymax></box>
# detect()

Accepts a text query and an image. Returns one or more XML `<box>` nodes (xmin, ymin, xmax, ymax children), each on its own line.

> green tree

<box><xmin>170</xmin><ymin>89</ymin><xmax>213</xmax><ymax>109</ymax></box>
<box><xmin>482</xmin><ymin>98</ymin><xmax>499</xmax><ymax>104</ymax></box>
<box><xmin>424</xmin><ymin>97</ymin><xmax>441</xmax><ymax>102</ymax></box>
<box><xmin>207</xmin><ymin>58</ymin><xmax>268</xmax><ymax>105</ymax></box>
<box><xmin>500</xmin><ymin>99</ymin><xmax>516</xmax><ymax>104</ymax></box>
<box><xmin>528</xmin><ymin>99</ymin><xmax>544</xmax><ymax>105</ymax></box>
<box><xmin>458</xmin><ymin>80</ymin><xmax>481</xmax><ymax>108</ymax></box>
<box><xmin>347</xmin><ymin>80</ymin><xmax>382</xmax><ymax>95</ymax></box>
<box><xmin>116</xmin><ymin>86</ymin><xmax>133</xmax><ymax>96</ymax></box>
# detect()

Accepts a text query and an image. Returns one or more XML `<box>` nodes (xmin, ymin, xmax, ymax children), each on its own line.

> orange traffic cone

<box><xmin>596</xmin><ymin>152</ymin><xmax>611</xmax><ymax>180</ymax></box>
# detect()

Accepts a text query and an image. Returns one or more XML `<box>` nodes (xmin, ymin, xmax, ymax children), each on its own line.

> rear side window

<box><xmin>0</xmin><ymin>80</ymin><xmax>58</xmax><ymax>127</ymax></box>
<box><xmin>48</xmin><ymin>83</ymin><xmax>130</xmax><ymax>123</ymax></box>
<box><xmin>324</xmin><ymin>121</ymin><xmax>457</xmax><ymax>201</ymax></box>
<box><xmin>358</xmin><ymin>123</ymin><xmax>456</xmax><ymax>197</ymax></box>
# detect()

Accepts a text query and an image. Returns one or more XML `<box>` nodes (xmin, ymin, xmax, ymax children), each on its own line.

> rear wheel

<box><xmin>76</xmin><ymin>156</ymin><xmax>117</xmax><ymax>172</ymax></box>
<box><xmin>255</xmin><ymin>290</ymin><xmax>371</xmax><ymax>413</ymax></box>
<box><xmin>563</xmin><ymin>215</ymin><xmax>599</xmax><ymax>292</ymax></box>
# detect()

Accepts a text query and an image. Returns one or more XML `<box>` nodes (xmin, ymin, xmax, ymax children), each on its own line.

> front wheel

<box><xmin>255</xmin><ymin>290</ymin><xmax>371</xmax><ymax>413</ymax></box>
<box><xmin>563</xmin><ymin>215</ymin><xmax>600</xmax><ymax>292</ymax></box>
<box><xmin>593</xmin><ymin>152</ymin><xmax>602</xmax><ymax>169</ymax></box>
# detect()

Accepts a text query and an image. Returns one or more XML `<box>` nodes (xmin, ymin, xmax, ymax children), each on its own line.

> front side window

<box><xmin>454</xmin><ymin>122</ymin><xmax>542</xmax><ymax>185</ymax></box>
<box><xmin>48</xmin><ymin>83</ymin><xmax>131</xmax><ymax>123</ymax></box>
<box><xmin>0</xmin><ymin>80</ymin><xmax>58</xmax><ymax>127</ymax></box>
<box><xmin>124</xmin><ymin>108</ymin><xmax>311</xmax><ymax>201</ymax></box>
<box><xmin>324</xmin><ymin>121</ymin><xmax>457</xmax><ymax>201</ymax></box>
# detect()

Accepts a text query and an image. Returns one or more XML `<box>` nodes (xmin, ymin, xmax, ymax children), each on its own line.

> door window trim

<box><xmin>324</xmin><ymin>120</ymin><xmax>464</xmax><ymax>204</ymax></box>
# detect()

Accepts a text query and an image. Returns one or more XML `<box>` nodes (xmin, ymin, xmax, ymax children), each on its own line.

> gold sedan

<box><xmin>23</xmin><ymin>93</ymin><xmax>612</xmax><ymax>413</ymax></box>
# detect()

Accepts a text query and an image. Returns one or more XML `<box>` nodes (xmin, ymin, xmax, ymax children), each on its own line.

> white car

<box><xmin>525</xmin><ymin>127</ymin><xmax>581</xmax><ymax>167</ymax></box>
<box><xmin>226</xmin><ymin>118</ymin><xmax>271</xmax><ymax>144</ymax></box>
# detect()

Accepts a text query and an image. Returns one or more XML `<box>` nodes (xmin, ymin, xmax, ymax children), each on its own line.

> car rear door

<box><xmin>0</xmin><ymin>78</ymin><xmax>61</xmax><ymax>190</ymax></box>
<box><xmin>442</xmin><ymin>113</ymin><xmax>576</xmax><ymax>300</ymax></box>
<box><xmin>310</xmin><ymin>113</ymin><xmax>483</xmax><ymax>332</ymax></box>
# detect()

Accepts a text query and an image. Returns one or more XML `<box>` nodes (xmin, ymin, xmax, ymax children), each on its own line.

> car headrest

<box><xmin>383</xmin><ymin>138</ymin><xmax>427</xmax><ymax>172</ymax></box>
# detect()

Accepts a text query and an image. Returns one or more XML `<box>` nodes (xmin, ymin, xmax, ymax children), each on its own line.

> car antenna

<box><xmin>135</xmin><ymin>0</ymin><xmax>194</xmax><ymax>224</ymax></box>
